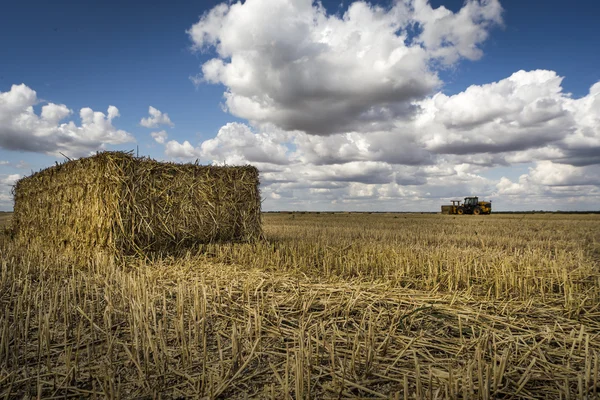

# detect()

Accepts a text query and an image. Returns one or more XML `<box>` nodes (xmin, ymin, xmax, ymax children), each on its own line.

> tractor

<box><xmin>441</xmin><ymin>197</ymin><xmax>492</xmax><ymax>215</ymax></box>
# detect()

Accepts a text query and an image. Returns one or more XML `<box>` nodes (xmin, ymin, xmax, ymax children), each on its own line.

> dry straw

<box><xmin>11</xmin><ymin>151</ymin><xmax>262</xmax><ymax>256</ymax></box>
<box><xmin>1</xmin><ymin>212</ymin><xmax>600</xmax><ymax>398</ymax></box>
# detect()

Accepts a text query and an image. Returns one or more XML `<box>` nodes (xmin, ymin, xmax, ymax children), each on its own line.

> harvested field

<box><xmin>0</xmin><ymin>212</ymin><xmax>10</xmax><ymax>228</ymax></box>
<box><xmin>1</xmin><ymin>213</ymin><xmax>600</xmax><ymax>398</ymax></box>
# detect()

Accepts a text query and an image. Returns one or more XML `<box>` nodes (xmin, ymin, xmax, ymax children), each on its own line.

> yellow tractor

<box><xmin>441</xmin><ymin>197</ymin><xmax>492</xmax><ymax>215</ymax></box>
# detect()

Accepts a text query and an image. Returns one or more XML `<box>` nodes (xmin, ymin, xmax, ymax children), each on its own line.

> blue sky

<box><xmin>1</xmin><ymin>0</ymin><xmax>599</xmax><ymax>211</ymax></box>
<box><xmin>430</xmin><ymin>0</ymin><xmax>600</xmax><ymax>97</ymax></box>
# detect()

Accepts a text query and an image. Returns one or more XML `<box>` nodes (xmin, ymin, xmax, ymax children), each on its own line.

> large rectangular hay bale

<box><xmin>12</xmin><ymin>151</ymin><xmax>262</xmax><ymax>255</ymax></box>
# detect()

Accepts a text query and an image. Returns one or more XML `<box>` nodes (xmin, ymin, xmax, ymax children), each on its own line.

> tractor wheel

<box><xmin>473</xmin><ymin>207</ymin><xmax>481</xmax><ymax>215</ymax></box>
<box><xmin>457</xmin><ymin>207</ymin><xmax>465</xmax><ymax>215</ymax></box>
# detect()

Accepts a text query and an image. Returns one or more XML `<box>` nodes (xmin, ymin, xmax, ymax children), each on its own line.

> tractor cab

<box><xmin>463</xmin><ymin>197</ymin><xmax>479</xmax><ymax>207</ymax></box>
<box><xmin>460</xmin><ymin>197</ymin><xmax>480</xmax><ymax>214</ymax></box>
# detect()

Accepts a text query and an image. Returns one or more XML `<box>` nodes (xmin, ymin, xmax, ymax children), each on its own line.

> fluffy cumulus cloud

<box><xmin>167</xmin><ymin>67</ymin><xmax>600</xmax><ymax>209</ymax></box>
<box><xmin>0</xmin><ymin>84</ymin><xmax>134</xmax><ymax>157</ymax></box>
<box><xmin>166</xmin><ymin>122</ymin><xmax>292</xmax><ymax>166</ymax></box>
<box><xmin>151</xmin><ymin>130</ymin><xmax>168</xmax><ymax>144</ymax></box>
<box><xmin>198</xmin><ymin>123</ymin><xmax>292</xmax><ymax>165</ymax></box>
<box><xmin>419</xmin><ymin>70</ymin><xmax>576</xmax><ymax>155</ymax></box>
<box><xmin>496</xmin><ymin>162</ymin><xmax>600</xmax><ymax>196</ymax></box>
<box><xmin>559</xmin><ymin>82</ymin><xmax>600</xmax><ymax>166</ymax></box>
<box><xmin>171</xmin><ymin>0</ymin><xmax>600</xmax><ymax>210</ymax></box>
<box><xmin>140</xmin><ymin>106</ymin><xmax>174</xmax><ymax>128</ymax></box>
<box><xmin>188</xmin><ymin>0</ymin><xmax>502</xmax><ymax>135</ymax></box>
<box><xmin>494</xmin><ymin>162</ymin><xmax>600</xmax><ymax>211</ymax></box>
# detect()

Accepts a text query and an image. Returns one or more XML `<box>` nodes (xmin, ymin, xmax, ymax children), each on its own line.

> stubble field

<box><xmin>1</xmin><ymin>212</ymin><xmax>600</xmax><ymax>399</ymax></box>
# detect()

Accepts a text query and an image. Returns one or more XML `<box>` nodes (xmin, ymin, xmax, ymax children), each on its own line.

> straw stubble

<box><xmin>2</xmin><ymin>202</ymin><xmax>600</xmax><ymax>398</ymax></box>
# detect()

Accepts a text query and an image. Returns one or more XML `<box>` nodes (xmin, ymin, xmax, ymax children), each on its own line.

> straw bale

<box><xmin>12</xmin><ymin>151</ymin><xmax>262</xmax><ymax>256</ymax></box>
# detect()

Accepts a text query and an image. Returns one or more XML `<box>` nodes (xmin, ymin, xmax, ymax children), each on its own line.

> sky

<box><xmin>1</xmin><ymin>0</ymin><xmax>599</xmax><ymax>212</ymax></box>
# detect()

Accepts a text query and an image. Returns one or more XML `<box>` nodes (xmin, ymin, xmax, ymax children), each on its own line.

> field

<box><xmin>1</xmin><ymin>212</ymin><xmax>600</xmax><ymax>399</ymax></box>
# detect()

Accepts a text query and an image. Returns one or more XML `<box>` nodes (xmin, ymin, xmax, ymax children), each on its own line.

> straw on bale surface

<box><xmin>12</xmin><ymin>151</ymin><xmax>262</xmax><ymax>255</ymax></box>
<box><xmin>440</xmin><ymin>205</ymin><xmax>452</xmax><ymax>214</ymax></box>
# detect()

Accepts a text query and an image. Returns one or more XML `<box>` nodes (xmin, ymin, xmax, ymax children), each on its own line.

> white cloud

<box><xmin>140</xmin><ymin>106</ymin><xmax>174</xmax><ymax>128</ymax></box>
<box><xmin>0</xmin><ymin>84</ymin><xmax>134</xmax><ymax>157</ymax></box>
<box><xmin>178</xmin><ymin>0</ymin><xmax>598</xmax><ymax>211</ymax></box>
<box><xmin>412</xmin><ymin>70</ymin><xmax>600</xmax><ymax>171</ymax></box>
<box><xmin>558</xmin><ymin>82</ymin><xmax>600</xmax><ymax>165</ymax></box>
<box><xmin>176</xmin><ymin>69</ymin><xmax>599</xmax><ymax>169</ymax></box>
<box><xmin>164</xmin><ymin>67</ymin><xmax>600</xmax><ymax>210</ymax></box>
<box><xmin>528</xmin><ymin>161</ymin><xmax>600</xmax><ymax>187</ymax></box>
<box><xmin>165</xmin><ymin>122</ymin><xmax>292</xmax><ymax>166</ymax></box>
<box><xmin>1</xmin><ymin>174</ymin><xmax>20</xmax><ymax>186</ymax></box>
<box><xmin>494</xmin><ymin>162</ymin><xmax>600</xmax><ymax>210</ymax></box>
<box><xmin>165</xmin><ymin>140</ymin><xmax>198</xmax><ymax>159</ymax></box>
<box><xmin>289</xmin><ymin>129</ymin><xmax>432</xmax><ymax>166</ymax></box>
<box><xmin>496</xmin><ymin>176</ymin><xmax>529</xmax><ymax>196</ymax></box>
<box><xmin>419</xmin><ymin>70</ymin><xmax>574</xmax><ymax>155</ymax></box>
<box><xmin>151</xmin><ymin>130</ymin><xmax>168</xmax><ymax>144</ymax></box>
<box><xmin>188</xmin><ymin>0</ymin><xmax>502</xmax><ymax>135</ymax></box>
<box><xmin>199</xmin><ymin>123</ymin><xmax>291</xmax><ymax>165</ymax></box>
<box><xmin>41</xmin><ymin>103</ymin><xmax>72</xmax><ymax>124</ymax></box>
<box><xmin>411</xmin><ymin>0</ymin><xmax>503</xmax><ymax>64</ymax></box>
<box><xmin>347</xmin><ymin>182</ymin><xmax>377</xmax><ymax>199</ymax></box>
<box><xmin>293</xmin><ymin>161</ymin><xmax>396</xmax><ymax>185</ymax></box>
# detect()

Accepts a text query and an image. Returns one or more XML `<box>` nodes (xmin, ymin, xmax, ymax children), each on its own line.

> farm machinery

<box><xmin>441</xmin><ymin>197</ymin><xmax>492</xmax><ymax>215</ymax></box>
